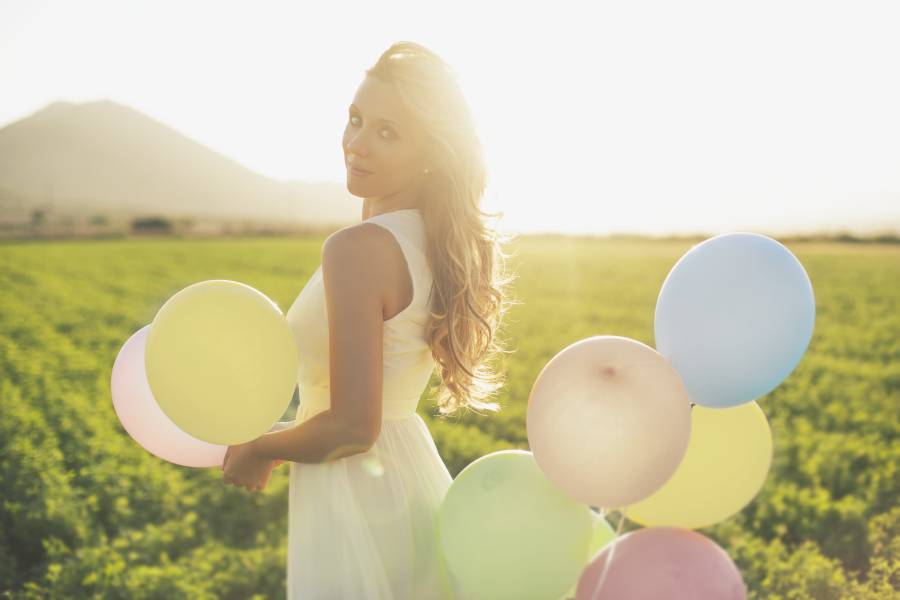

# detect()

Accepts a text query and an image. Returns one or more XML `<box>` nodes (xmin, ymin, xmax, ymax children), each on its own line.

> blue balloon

<box><xmin>654</xmin><ymin>232</ymin><xmax>815</xmax><ymax>408</ymax></box>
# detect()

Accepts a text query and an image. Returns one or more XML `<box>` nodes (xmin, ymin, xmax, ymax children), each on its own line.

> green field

<box><xmin>1</xmin><ymin>236</ymin><xmax>897</xmax><ymax>598</ymax></box>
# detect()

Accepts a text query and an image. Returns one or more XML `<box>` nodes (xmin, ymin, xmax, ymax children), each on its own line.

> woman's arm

<box><xmin>251</xmin><ymin>409</ymin><xmax>373</xmax><ymax>463</ymax></box>
<box><xmin>267</xmin><ymin>421</ymin><xmax>294</xmax><ymax>433</ymax></box>
<box><xmin>248</xmin><ymin>224</ymin><xmax>396</xmax><ymax>464</ymax></box>
<box><xmin>262</xmin><ymin>421</ymin><xmax>295</xmax><ymax>467</ymax></box>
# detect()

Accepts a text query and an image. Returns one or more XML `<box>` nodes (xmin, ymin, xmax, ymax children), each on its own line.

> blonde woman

<box><xmin>222</xmin><ymin>41</ymin><xmax>517</xmax><ymax>598</ymax></box>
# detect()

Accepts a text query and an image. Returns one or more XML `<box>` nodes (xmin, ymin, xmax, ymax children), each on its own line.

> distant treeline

<box><xmin>531</xmin><ymin>231</ymin><xmax>900</xmax><ymax>244</ymax></box>
<box><xmin>1</xmin><ymin>208</ymin><xmax>898</xmax><ymax>243</ymax></box>
<box><xmin>0</xmin><ymin>209</ymin><xmax>343</xmax><ymax>240</ymax></box>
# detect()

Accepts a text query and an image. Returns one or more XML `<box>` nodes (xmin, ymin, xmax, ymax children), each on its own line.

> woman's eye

<box><xmin>348</xmin><ymin>115</ymin><xmax>396</xmax><ymax>140</ymax></box>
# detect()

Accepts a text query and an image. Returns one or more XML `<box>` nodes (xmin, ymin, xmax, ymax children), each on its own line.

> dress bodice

<box><xmin>285</xmin><ymin>209</ymin><xmax>435</xmax><ymax>421</ymax></box>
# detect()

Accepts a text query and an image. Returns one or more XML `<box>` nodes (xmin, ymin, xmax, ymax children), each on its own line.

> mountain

<box><xmin>0</xmin><ymin>100</ymin><xmax>360</xmax><ymax>226</ymax></box>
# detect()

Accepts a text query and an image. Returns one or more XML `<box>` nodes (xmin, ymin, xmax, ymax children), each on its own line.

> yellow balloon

<box><xmin>627</xmin><ymin>401</ymin><xmax>773</xmax><ymax>529</ymax></box>
<box><xmin>145</xmin><ymin>280</ymin><xmax>298</xmax><ymax>446</ymax></box>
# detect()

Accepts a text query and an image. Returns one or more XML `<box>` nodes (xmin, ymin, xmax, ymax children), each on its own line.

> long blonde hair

<box><xmin>366</xmin><ymin>41</ymin><xmax>520</xmax><ymax>419</ymax></box>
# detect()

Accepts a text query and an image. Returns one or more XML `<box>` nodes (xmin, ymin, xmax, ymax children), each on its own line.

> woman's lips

<box><xmin>349</xmin><ymin>166</ymin><xmax>372</xmax><ymax>177</ymax></box>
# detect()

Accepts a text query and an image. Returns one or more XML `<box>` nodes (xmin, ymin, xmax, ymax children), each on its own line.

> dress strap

<box><xmin>362</xmin><ymin>210</ymin><xmax>430</xmax><ymax>315</ymax></box>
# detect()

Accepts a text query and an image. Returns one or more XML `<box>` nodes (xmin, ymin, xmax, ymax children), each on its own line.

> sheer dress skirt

<box><xmin>287</xmin><ymin>406</ymin><xmax>467</xmax><ymax>600</ymax></box>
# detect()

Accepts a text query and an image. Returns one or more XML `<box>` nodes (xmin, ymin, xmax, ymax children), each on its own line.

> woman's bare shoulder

<box><xmin>322</xmin><ymin>223</ymin><xmax>404</xmax><ymax>284</ymax></box>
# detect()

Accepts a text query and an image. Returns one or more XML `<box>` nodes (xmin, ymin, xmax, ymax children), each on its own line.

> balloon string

<box><xmin>590</xmin><ymin>505</ymin><xmax>628</xmax><ymax>600</ymax></box>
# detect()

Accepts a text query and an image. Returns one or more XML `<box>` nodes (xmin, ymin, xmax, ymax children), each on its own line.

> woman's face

<box><xmin>342</xmin><ymin>75</ymin><xmax>430</xmax><ymax>198</ymax></box>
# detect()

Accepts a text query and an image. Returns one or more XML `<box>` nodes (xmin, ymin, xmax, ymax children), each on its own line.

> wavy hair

<box><xmin>365</xmin><ymin>41</ymin><xmax>520</xmax><ymax>419</ymax></box>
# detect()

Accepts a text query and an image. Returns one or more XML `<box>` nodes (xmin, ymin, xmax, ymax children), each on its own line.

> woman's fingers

<box><xmin>223</xmin><ymin>464</ymin><xmax>277</xmax><ymax>492</ymax></box>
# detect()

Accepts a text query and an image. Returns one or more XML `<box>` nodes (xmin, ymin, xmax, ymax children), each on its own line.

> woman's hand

<box><xmin>222</xmin><ymin>440</ymin><xmax>280</xmax><ymax>492</ymax></box>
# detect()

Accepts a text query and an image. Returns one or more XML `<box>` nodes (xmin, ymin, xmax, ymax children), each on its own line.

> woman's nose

<box><xmin>345</xmin><ymin>139</ymin><xmax>368</xmax><ymax>160</ymax></box>
<box><xmin>345</xmin><ymin>130</ymin><xmax>372</xmax><ymax>158</ymax></box>
<box><xmin>347</xmin><ymin>144</ymin><xmax>368</xmax><ymax>158</ymax></box>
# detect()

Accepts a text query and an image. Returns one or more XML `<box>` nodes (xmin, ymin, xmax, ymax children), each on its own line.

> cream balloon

<box><xmin>627</xmin><ymin>401</ymin><xmax>773</xmax><ymax>529</ymax></box>
<box><xmin>527</xmin><ymin>336</ymin><xmax>692</xmax><ymax>509</ymax></box>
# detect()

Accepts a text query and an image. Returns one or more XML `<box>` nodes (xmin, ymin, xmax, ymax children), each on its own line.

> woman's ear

<box><xmin>422</xmin><ymin>142</ymin><xmax>440</xmax><ymax>172</ymax></box>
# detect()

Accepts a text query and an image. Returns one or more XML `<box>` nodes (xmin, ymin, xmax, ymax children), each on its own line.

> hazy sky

<box><xmin>2</xmin><ymin>0</ymin><xmax>898</xmax><ymax>235</ymax></box>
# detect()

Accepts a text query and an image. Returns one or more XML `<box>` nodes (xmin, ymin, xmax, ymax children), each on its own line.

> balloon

<box><xmin>561</xmin><ymin>511</ymin><xmax>617</xmax><ymax>599</ymax></box>
<box><xmin>438</xmin><ymin>450</ymin><xmax>593</xmax><ymax>600</ymax></box>
<box><xmin>527</xmin><ymin>336</ymin><xmax>692</xmax><ymax>508</ymax></box>
<box><xmin>655</xmin><ymin>232</ymin><xmax>815</xmax><ymax>408</ymax></box>
<box><xmin>628</xmin><ymin>402</ymin><xmax>773</xmax><ymax>529</ymax></box>
<box><xmin>587</xmin><ymin>510</ymin><xmax>617</xmax><ymax>559</ymax></box>
<box><xmin>575</xmin><ymin>527</ymin><xmax>747</xmax><ymax>600</ymax></box>
<box><xmin>145</xmin><ymin>280</ymin><xmax>298</xmax><ymax>445</ymax></box>
<box><xmin>111</xmin><ymin>325</ymin><xmax>227</xmax><ymax>467</ymax></box>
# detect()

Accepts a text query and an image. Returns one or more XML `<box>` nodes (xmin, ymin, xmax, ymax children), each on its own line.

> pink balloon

<box><xmin>111</xmin><ymin>325</ymin><xmax>227</xmax><ymax>467</ymax></box>
<box><xmin>575</xmin><ymin>527</ymin><xmax>747</xmax><ymax>600</ymax></box>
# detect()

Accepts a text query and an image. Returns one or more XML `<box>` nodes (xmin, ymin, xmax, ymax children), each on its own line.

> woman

<box><xmin>222</xmin><ymin>41</ymin><xmax>517</xmax><ymax>599</ymax></box>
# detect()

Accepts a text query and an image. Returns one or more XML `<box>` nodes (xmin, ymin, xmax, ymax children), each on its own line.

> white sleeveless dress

<box><xmin>284</xmin><ymin>208</ymin><xmax>467</xmax><ymax>599</ymax></box>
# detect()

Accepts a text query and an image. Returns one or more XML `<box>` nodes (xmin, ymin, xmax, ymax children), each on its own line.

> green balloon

<box><xmin>561</xmin><ymin>510</ymin><xmax>617</xmax><ymax>599</ymax></box>
<box><xmin>438</xmin><ymin>450</ymin><xmax>593</xmax><ymax>600</ymax></box>
<box><xmin>587</xmin><ymin>509</ymin><xmax>617</xmax><ymax>558</ymax></box>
